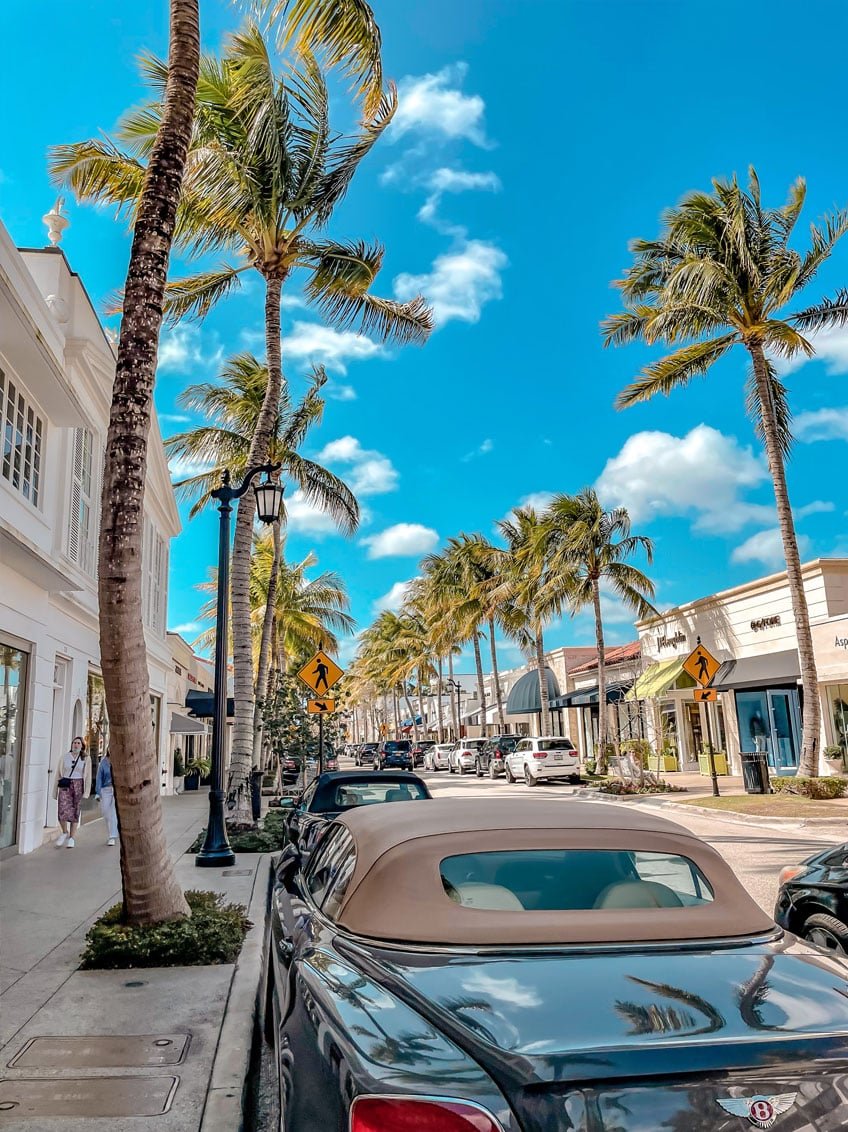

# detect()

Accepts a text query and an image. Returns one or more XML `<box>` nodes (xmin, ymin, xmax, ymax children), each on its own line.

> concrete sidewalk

<box><xmin>0</xmin><ymin>795</ymin><xmax>271</xmax><ymax>1130</ymax></box>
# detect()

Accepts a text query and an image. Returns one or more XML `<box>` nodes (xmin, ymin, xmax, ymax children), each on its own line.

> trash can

<box><xmin>741</xmin><ymin>751</ymin><xmax>770</xmax><ymax>794</ymax></box>
<box><xmin>250</xmin><ymin>768</ymin><xmax>264</xmax><ymax>821</ymax></box>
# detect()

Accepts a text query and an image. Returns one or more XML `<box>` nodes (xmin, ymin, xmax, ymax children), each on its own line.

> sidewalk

<box><xmin>0</xmin><ymin>794</ymin><xmax>271</xmax><ymax>1130</ymax></box>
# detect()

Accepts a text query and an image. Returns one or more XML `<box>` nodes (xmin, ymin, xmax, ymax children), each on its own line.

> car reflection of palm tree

<box><xmin>615</xmin><ymin>977</ymin><xmax>725</xmax><ymax>1036</ymax></box>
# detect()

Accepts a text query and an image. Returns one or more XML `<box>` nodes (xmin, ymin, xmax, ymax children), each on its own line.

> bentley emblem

<box><xmin>716</xmin><ymin>1093</ymin><xmax>797</xmax><ymax>1128</ymax></box>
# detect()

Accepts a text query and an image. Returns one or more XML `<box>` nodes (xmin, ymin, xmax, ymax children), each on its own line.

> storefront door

<box><xmin>767</xmin><ymin>690</ymin><xmax>800</xmax><ymax>772</ymax></box>
<box><xmin>684</xmin><ymin>702</ymin><xmax>704</xmax><ymax>761</ymax></box>
<box><xmin>0</xmin><ymin>643</ymin><xmax>27</xmax><ymax>851</ymax></box>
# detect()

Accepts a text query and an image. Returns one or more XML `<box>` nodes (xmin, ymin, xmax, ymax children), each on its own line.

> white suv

<box><xmin>504</xmin><ymin>736</ymin><xmax>580</xmax><ymax>787</ymax></box>
<box><xmin>449</xmin><ymin>738</ymin><xmax>487</xmax><ymax>775</ymax></box>
<box><xmin>425</xmin><ymin>743</ymin><xmax>454</xmax><ymax>771</ymax></box>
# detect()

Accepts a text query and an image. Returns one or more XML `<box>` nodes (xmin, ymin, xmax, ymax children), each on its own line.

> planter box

<box><xmin>698</xmin><ymin>750</ymin><xmax>729</xmax><ymax>776</ymax></box>
<box><xmin>648</xmin><ymin>753</ymin><xmax>679</xmax><ymax>773</ymax></box>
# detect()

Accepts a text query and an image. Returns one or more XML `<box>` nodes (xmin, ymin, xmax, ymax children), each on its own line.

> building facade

<box><xmin>165</xmin><ymin>633</ymin><xmax>213</xmax><ymax>795</ymax></box>
<box><xmin>0</xmin><ymin>219</ymin><xmax>180</xmax><ymax>854</ymax></box>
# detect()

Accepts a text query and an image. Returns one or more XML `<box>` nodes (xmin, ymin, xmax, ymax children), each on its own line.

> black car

<box><xmin>477</xmin><ymin>733</ymin><xmax>519</xmax><ymax>778</ymax></box>
<box><xmin>374</xmin><ymin>739</ymin><xmax>413</xmax><ymax>770</ymax></box>
<box><xmin>353</xmin><ymin>742</ymin><xmax>378</xmax><ymax>767</ymax></box>
<box><xmin>280</xmin><ymin>753</ymin><xmax>303</xmax><ymax>785</ymax></box>
<box><xmin>283</xmin><ymin>770</ymin><xmax>430</xmax><ymax>859</ymax></box>
<box><xmin>775</xmin><ymin>840</ymin><xmax>848</xmax><ymax>955</ymax></box>
<box><xmin>411</xmin><ymin>739</ymin><xmax>436</xmax><ymax>767</ymax></box>
<box><xmin>267</xmin><ymin>798</ymin><xmax>848</xmax><ymax>1131</ymax></box>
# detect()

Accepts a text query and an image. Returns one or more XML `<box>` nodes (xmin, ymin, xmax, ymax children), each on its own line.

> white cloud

<box><xmin>373</xmin><ymin>579</ymin><xmax>415</xmax><ymax>613</ymax></box>
<box><xmin>461</xmin><ymin>437</ymin><xmax>494</xmax><ymax>462</ymax></box>
<box><xmin>776</xmin><ymin>325</ymin><xmax>848</xmax><ymax>376</ymax></box>
<box><xmin>795</xmin><ymin>406</ymin><xmax>848</xmax><ymax>442</ymax></box>
<box><xmin>169</xmin><ymin>622</ymin><xmax>200</xmax><ymax>636</ymax></box>
<box><xmin>168</xmin><ymin>454</ymin><xmax>216</xmax><ymax>482</ymax></box>
<box><xmin>519</xmin><ymin>491</ymin><xmax>556</xmax><ymax>513</ymax></box>
<box><xmin>394</xmin><ymin>239</ymin><xmax>507</xmax><ymax>327</ymax></box>
<box><xmin>418</xmin><ymin>167</ymin><xmax>501</xmax><ymax>228</ymax></box>
<box><xmin>317</xmin><ymin>435</ymin><xmax>399</xmax><ymax>496</ymax></box>
<box><xmin>280</xmin><ymin>294</ymin><xmax>307</xmax><ymax>310</ymax></box>
<box><xmin>325</xmin><ymin>381</ymin><xmax>357</xmax><ymax>402</ymax></box>
<box><xmin>732</xmin><ymin>528</ymin><xmax>812</xmax><ymax>569</ymax></box>
<box><xmin>285</xmin><ymin>489</ymin><xmax>345</xmax><ymax>535</ymax></box>
<box><xmin>796</xmin><ymin>500</ymin><xmax>836</xmax><ymax>518</ymax></box>
<box><xmin>393</xmin><ymin>63</ymin><xmax>488</xmax><ymax>146</ymax></box>
<box><xmin>159</xmin><ymin>412</ymin><xmax>192</xmax><ymax>425</ymax></box>
<box><xmin>157</xmin><ymin>325</ymin><xmax>223</xmax><ymax>374</ymax></box>
<box><xmin>360</xmin><ymin>523</ymin><xmax>439</xmax><ymax>559</ymax></box>
<box><xmin>596</xmin><ymin>425</ymin><xmax>769</xmax><ymax>534</ymax></box>
<box><xmin>282</xmin><ymin>321</ymin><xmax>384</xmax><ymax>374</ymax></box>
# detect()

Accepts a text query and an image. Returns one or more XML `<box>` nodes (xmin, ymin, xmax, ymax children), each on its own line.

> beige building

<box><xmin>632</xmin><ymin>559</ymin><xmax>848</xmax><ymax>776</ymax></box>
<box><xmin>165</xmin><ymin>633</ymin><xmax>213</xmax><ymax>794</ymax></box>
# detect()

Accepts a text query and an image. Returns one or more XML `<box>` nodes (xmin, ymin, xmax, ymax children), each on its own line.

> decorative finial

<box><xmin>42</xmin><ymin>197</ymin><xmax>70</xmax><ymax>246</ymax></box>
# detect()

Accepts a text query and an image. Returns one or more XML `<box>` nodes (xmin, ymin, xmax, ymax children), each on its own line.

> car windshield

<box><xmin>497</xmin><ymin>737</ymin><xmax>518</xmax><ymax>751</ymax></box>
<box><xmin>383</xmin><ymin>742</ymin><xmax>410</xmax><ymax>753</ymax></box>
<box><xmin>538</xmin><ymin>739</ymin><xmax>575</xmax><ymax>750</ymax></box>
<box><xmin>332</xmin><ymin>781</ymin><xmax>428</xmax><ymax>808</ymax></box>
<box><xmin>439</xmin><ymin>849</ymin><xmax>714</xmax><ymax>911</ymax></box>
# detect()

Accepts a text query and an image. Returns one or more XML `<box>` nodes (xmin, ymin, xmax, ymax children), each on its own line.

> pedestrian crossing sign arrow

<box><xmin>694</xmin><ymin>687</ymin><xmax>717</xmax><ymax>702</ymax></box>
<box><xmin>307</xmin><ymin>698</ymin><xmax>336</xmax><ymax>714</ymax></box>
<box><xmin>298</xmin><ymin>649</ymin><xmax>344</xmax><ymax>695</ymax></box>
<box><xmin>682</xmin><ymin>643</ymin><xmax>720</xmax><ymax>687</ymax></box>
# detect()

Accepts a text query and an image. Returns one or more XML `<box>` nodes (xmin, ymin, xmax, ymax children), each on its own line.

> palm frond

<box><xmin>164</xmin><ymin>266</ymin><xmax>247</xmax><ymax>324</ymax></box>
<box><xmin>790</xmin><ymin>288</ymin><xmax>848</xmax><ymax>332</ymax></box>
<box><xmin>616</xmin><ymin>333</ymin><xmax>737</xmax><ymax>408</ymax></box>
<box><xmin>48</xmin><ymin>139</ymin><xmax>145</xmax><ymax>214</ymax></box>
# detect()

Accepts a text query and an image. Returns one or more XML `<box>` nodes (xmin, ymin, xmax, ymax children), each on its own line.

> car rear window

<box><xmin>538</xmin><ymin>739</ymin><xmax>575</xmax><ymax>750</ymax></box>
<box><xmin>332</xmin><ymin>781</ymin><xmax>428</xmax><ymax>808</ymax></box>
<box><xmin>383</xmin><ymin>741</ymin><xmax>411</xmax><ymax>753</ymax></box>
<box><xmin>439</xmin><ymin>849</ymin><xmax>714</xmax><ymax>911</ymax></box>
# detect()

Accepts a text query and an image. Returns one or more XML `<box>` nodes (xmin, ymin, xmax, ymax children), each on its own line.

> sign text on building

<box><xmin>656</xmin><ymin>631</ymin><xmax>686</xmax><ymax>651</ymax></box>
<box><xmin>751</xmin><ymin>615</ymin><xmax>781</xmax><ymax>632</ymax></box>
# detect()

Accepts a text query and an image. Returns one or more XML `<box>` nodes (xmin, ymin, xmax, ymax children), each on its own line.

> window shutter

<box><xmin>68</xmin><ymin>429</ymin><xmax>83</xmax><ymax>564</ymax></box>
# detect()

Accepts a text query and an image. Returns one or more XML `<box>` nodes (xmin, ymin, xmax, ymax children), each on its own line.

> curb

<box><xmin>575</xmin><ymin>789</ymin><xmax>848</xmax><ymax>830</ymax></box>
<box><xmin>200</xmin><ymin>853</ymin><xmax>274</xmax><ymax>1132</ymax></box>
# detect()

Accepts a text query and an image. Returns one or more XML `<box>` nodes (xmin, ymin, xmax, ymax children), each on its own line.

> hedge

<box><xmin>771</xmin><ymin>775</ymin><xmax>847</xmax><ymax>800</ymax></box>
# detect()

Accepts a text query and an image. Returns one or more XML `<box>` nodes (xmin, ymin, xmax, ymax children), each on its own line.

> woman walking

<box><xmin>96</xmin><ymin>750</ymin><xmax>119</xmax><ymax>846</ymax></box>
<box><xmin>53</xmin><ymin>736</ymin><xmax>91</xmax><ymax>848</ymax></box>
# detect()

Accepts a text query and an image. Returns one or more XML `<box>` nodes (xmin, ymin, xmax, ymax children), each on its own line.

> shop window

<box><xmin>87</xmin><ymin>672</ymin><xmax>109</xmax><ymax>795</ymax></box>
<box><xmin>1</xmin><ymin>368</ymin><xmax>44</xmax><ymax>508</ymax></box>
<box><xmin>827</xmin><ymin>685</ymin><xmax>848</xmax><ymax>757</ymax></box>
<box><xmin>715</xmin><ymin>703</ymin><xmax>727</xmax><ymax>752</ymax></box>
<box><xmin>659</xmin><ymin>701</ymin><xmax>678</xmax><ymax>754</ymax></box>
<box><xmin>0</xmin><ymin>642</ymin><xmax>27</xmax><ymax>851</ymax></box>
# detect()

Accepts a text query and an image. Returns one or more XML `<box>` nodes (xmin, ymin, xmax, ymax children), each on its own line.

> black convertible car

<box><xmin>775</xmin><ymin>840</ymin><xmax>848</xmax><ymax>955</ymax></box>
<box><xmin>266</xmin><ymin>799</ymin><xmax>848</xmax><ymax>1131</ymax></box>
<box><xmin>283</xmin><ymin>769</ymin><xmax>430</xmax><ymax>858</ymax></box>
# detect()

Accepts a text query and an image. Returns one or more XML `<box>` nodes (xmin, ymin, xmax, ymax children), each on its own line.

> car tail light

<box><xmin>350</xmin><ymin>1096</ymin><xmax>504</xmax><ymax>1132</ymax></box>
<box><xmin>779</xmin><ymin>865</ymin><xmax>807</xmax><ymax>886</ymax></box>
<box><xmin>532</xmin><ymin>752</ymin><xmax>548</xmax><ymax>759</ymax></box>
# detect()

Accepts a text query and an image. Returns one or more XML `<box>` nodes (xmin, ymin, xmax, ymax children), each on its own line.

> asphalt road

<box><xmin>418</xmin><ymin>764</ymin><xmax>845</xmax><ymax>914</ymax></box>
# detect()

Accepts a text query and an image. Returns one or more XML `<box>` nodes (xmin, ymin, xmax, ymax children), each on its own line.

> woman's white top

<box><xmin>60</xmin><ymin>752</ymin><xmax>87</xmax><ymax>779</ymax></box>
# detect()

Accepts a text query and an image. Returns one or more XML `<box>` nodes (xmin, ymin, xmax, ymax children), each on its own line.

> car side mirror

<box><xmin>276</xmin><ymin>844</ymin><xmax>301</xmax><ymax>888</ymax></box>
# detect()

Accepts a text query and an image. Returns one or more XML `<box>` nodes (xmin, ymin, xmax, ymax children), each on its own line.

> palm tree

<box><xmin>603</xmin><ymin>170</ymin><xmax>848</xmax><ymax>775</ymax></box>
<box><xmin>51</xmin><ymin>27</ymin><xmax>432</xmax><ymax>821</ymax></box>
<box><xmin>543</xmin><ymin>489</ymin><xmax>656</xmax><ymax>772</ymax></box>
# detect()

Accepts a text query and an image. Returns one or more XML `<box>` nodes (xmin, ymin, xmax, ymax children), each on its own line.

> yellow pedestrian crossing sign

<box><xmin>298</xmin><ymin>650</ymin><xmax>343</xmax><ymax>696</ymax></box>
<box><xmin>683</xmin><ymin>643</ymin><xmax>720</xmax><ymax>687</ymax></box>
<box><xmin>307</xmin><ymin>698</ymin><xmax>336</xmax><ymax>714</ymax></box>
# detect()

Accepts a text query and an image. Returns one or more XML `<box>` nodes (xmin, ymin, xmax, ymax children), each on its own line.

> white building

<box><xmin>165</xmin><ymin>633</ymin><xmax>213</xmax><ymax>795</ymax></box>
<box><xmin>0</xmin><ymin>215</ymin><xmax>180</xmax><ymax>855</ymax></box>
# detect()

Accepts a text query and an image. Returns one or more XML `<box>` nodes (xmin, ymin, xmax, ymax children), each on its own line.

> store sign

<box><xmin>656</xmin><ymin>631</ymin><xmax>686</xmax><ymax>651</ymax></box>
<box><xmin>751</xmin><ymin>615</ymin><xmax>781</xmax><ymax>632</ymax></box>
<box><xmin>836</xmin><ymin>635</ymin><xmax>848</xmax><ymax>650</ymax></box>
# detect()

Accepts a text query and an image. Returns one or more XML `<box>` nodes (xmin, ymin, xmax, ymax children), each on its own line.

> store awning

<box><xmin>625</xmin><ymin>658</ymin><xmax>692</xmax><ymax>701</ymax></box>
<box><xmin>170</xmin><ymin>711</ymin><xmax>208</xmax><ymax>735</ymax></box>
<box><xmin>506</xmin><ymin>668</ymin><xmax>561</xmax><ymax>715</ymax></box>
<box><xmin>714</xmin><ymin>650</ymin><xmax>800</xmax><ymax>691</ymax></box>
<box><xmin>551</xmin><ymin>682</ymin><xmax>631</xmax><ymax>708</ymax></box>
<box><xmin>185</xmin><ymin>690</ymin><xmax>235</xmax><ymax>719</ymax></box>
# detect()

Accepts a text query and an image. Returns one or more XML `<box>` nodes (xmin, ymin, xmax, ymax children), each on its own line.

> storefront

<box><xmin>714</xmin><ymin>652</ymin><xmax>802</xmax><ymax>774</ymax></box>
<box><xmin>0</xmin><ymin>640</ymin><xmax>27</xmax><ymax>853</ymax></box>
<box><xmin>813</xmin><ymin>613</ymin><xmax>848</xmax><ymax>764</ymax></box>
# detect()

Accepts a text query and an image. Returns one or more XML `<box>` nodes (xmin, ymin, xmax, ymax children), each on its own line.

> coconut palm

<box><xmin>51</xmin><ymin>27</ymin><xmax>432</xmax><ymax>820</ymax></box>
<box><xmin>543</xmin><ymin>489</ymin><xmax>656</xmax><ymax>771</ymax></box>
<box><xmin>603</xmin><ymin>170</ymin><xmax>848</xmax><ymax>775</ymax></box>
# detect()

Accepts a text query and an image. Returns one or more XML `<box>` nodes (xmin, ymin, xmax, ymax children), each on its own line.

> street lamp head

<box><xmin>254</xmin><ymin>475</ymin><xmax>285</xmax><ymax>524</ymax></box>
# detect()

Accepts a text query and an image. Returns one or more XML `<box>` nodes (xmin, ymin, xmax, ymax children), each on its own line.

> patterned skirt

<box><xmin>58</xmin><ymin>778</ymin><xmax>84</xmax><ymax>823</ymax></box>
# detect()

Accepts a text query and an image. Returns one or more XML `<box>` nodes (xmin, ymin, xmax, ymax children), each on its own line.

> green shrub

<box><xmin>186</xmin><ymin>812</ymin><xmax>289</xmax><ymax>855</ymax></box>
<box><xmin>772</xmin><ymin>775</ymin><xmax>847</xmax><ymax>800</ymax></box>
<box><xmin>599</xmin><ymin>779</ymin><xmax>686</xmax><ymax>795</ymax></box>
<box><xmin>81</xmin><ymin>890</ymin><xmax>251</xmax><ymax>970</ymax></box>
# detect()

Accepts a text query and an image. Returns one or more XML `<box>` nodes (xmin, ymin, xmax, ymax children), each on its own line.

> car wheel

<box><xmin>504</xmin><ymin>763</ymin><xmax>515</xmax><ymax>784</ymax></box>
<box><xmin>524</xmin><ymin>765</ymin><xmax>538</xmax><ymax>787</ymax></box>
<box><xmin>569</xmin><ymin>774</ymin><xmax>581</xmax><ymax>785</ymax></box>
<box><xmin>448</xmin><ymin>760</ymin><xmax>455</xmax><ymax>774</ymax></box>
<box><xmin>489</xmin><ymin>760</ymin><xmax>499</xmax><ymax>779</ymax></box>
<box><xmin>475</xmin><ymin>758</ymin><xmax>483</xmax><ymax>778</ymax></box>
<box><xmin>458</xmin><ymin>761</ymin><xmax>465</xmax><ymax>776</ymax></box>
<box><xmin>802</xmin><ymin>913</ymin><xmax>848</xmax><ymax>956</ymax></box>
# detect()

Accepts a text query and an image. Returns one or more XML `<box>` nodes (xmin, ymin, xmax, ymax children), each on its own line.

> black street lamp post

<box><xmin>445</xmin><ymin>678</ymin><xmax>463</xmax><ymax>741</ymax></box>
<box><xmin>196</xmin><ymin>464</ymin><xmax>284</xmax><ymax>868</ymax></box>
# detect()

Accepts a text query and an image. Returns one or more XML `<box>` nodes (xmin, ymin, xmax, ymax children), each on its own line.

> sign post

<box><xmin>298</xmin><ymin>651</ymin><xmax>344</xmax><ymax>775</ymax></box>
<box><xmin>683</xmin><ymin>638</ymin><xmax>721</xmax><ymax>797</ymax></box>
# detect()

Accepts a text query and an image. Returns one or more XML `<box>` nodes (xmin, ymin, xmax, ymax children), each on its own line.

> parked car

<box><xmin>280</xmin><ymin>753</ymin><xmax>302</xmax><ymax>785</ymax></box>
<box><xmin>411</xmin><ymin>739</ymin><xmax>436</xmax><ymax>767</ymax></box>
<box><xmin>353</xmin><ymin>742</ymin><xmax>378</xmax><ymax>767</ymax></box>
<box><xmin>504</xmin><ymin>735</ymin><xmax>580</xmax><ymax>786</ymax></box>
<box><xmin>267</xmin><ymin>797</ymin><xmax>848</xmax><ymax>1131</ymax></box>
<box><xmin>477</xmin><ymin>734</ymin><xmax>519</xmax><ymax>778</ymax></box>
<box><xmin>284</xmin><ymin>770</ymin><xmax>430</xmax><ymax>859</ymax></box>
<box><xmin>425</xmin><ymin>742</ymin><xmax>453</xmax><ymax>771</ymax></box>
<box><xmin>375</xmin><ymin>739</ymin><xmax>413</xmax><ymax>771</ymax></box>
<box><xmin>449</xmin><ymin>737</ymin><xmax>487</xmax><ymax>774</ymax></box>
<box><xmin>775</xmin><ymin>841</ymin><xmax>848</xmax><ymax>956</ymax></box>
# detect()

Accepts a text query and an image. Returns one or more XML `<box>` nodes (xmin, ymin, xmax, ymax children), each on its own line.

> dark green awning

<box><xmin>551</xmin><ymin>682</ymin><xmax>631</xmax><ymax>708</ymax></box>
<box><xmin>506</xmin><ymin>667</ymin><xmax>561</xmax><ymax>715</ymax></box>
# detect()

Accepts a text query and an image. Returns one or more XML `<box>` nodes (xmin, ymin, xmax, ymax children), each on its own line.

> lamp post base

<box><xmin>195</xmin><ymin>789</ymin><xmax>236</xmax><ymax>868</ymax></box>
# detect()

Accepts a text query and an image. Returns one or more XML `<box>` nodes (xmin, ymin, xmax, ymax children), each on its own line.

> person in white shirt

<box><xmin>52</xmin><ymin>737</ymin><xmax>92</xmax><ymax>848</ymax></box>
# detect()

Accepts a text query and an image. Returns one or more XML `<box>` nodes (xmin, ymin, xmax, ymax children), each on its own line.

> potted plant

<box><xmin>824</xmin><ymin>745</ymin><xmax>846</xmax><ymax>774</ymax></box>
<box><xmin>184</xmin><ymin>754</ymin><xmax>211</xmax><ymax>791</ymax></box>
<box><xmin>698</xmin><ymin>745</ymin><xmax>729</xmax><ymax>776</ymax></box>
<box><xmin>648</xmin><ymin>742</ymin><xmax>679</xmax><ymax>774</ymax></box>
<box><xmin>172</xmin><ymin>747</ymin><xmax>185</xmax><ymax>793</ymax></box>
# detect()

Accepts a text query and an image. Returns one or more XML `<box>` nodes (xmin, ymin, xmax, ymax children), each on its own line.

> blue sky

<box><xmin>3</xmin><ymin>0</ymin><xmax>847</xmax><ymax>669</ymax></box>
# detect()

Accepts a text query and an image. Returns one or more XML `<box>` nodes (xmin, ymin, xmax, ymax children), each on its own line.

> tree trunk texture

<box><xmin>448</xmin><ymin>653</ymin><xmax>458</xmax><ymax>739</ymax></box>
<box><xmin>97</xmin><ymin>0</ymin><xmax>199</xmax><ymax>925</ymax></box>
<box><xmin>417</xmin><ymin>668</ymin><xmax>426</xmax><ymax>741</ymax></box>
<box><xmin>750</xmin><ymin>342</ymin><xmax>820</xmax><ymax>776</ymax></box>
<box><xmin>592</xmin><ymin>577</ymin><xmax>609</xmax><ymax>775</ymax></box>
<box><xmin>229</xmin><ymin>273</ymin><xmax>285</xmax><ymax>821</ymax></box>
<box><xmin>472</xmin><ymin>631</ymin><xmax>488</xmax><ymax>737</ymax></box>
<box><xmin>392</xmin><ymin>689</ymin><xmax>401</xmax><ymax>737</ymax></box>
<box><xmin>488</xmin><ymin>616</ymin><xmax>506</xmax><ymax>731</ymax></box>
<box><xmin>403</xmin><ymin>689</ymin><xmax>418</xmax><ymax>741</ymax></box>
<box><xmin>535</xmin><ymin>626</ymin><xmax>551</xmax><ymax>735</ymax></box>
<box><xmin>436</xmin><ymin>655</ymin><xmax>444</xmax><ymax>741</ymax></box>
<box><xmin>252</xmin><ymin>516</ymin><xmax>282</xmax><ymax>770</ymax></box>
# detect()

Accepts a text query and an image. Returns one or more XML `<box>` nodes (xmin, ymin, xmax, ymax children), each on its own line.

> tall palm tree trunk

<box><xmin>448</xmin><ymin>652</ymin><xmax>458</xmax><ymax>739</ymax></box>
<box><xmin>592</xmin><ymin>577</ymin><xmax>609</xmax><ymax>774</ymax></box>
<box><xmin>417</xmin><ymin>668</ymin><xmax>426</xmax><ymax>739</ymax></box>
<box><xmin>97</xmin><ymin>0</ymin><xmax>198</xmax><ymax>925</ymax></box>
<box><xmin>402</xmin><ymin>688</ymin><xmax>418</xmax><ymax>741</ymax></box>
<box><xmin>488</xmin><ymin>616</ymin><xmax>505</xmax><ymax>731</ymax></box>
<box><xmin>436</xmin><ymin>656</ymin><xmax>444</xmax><ymax>741</ymax></box>
<box><xmin>535</xmin><ymin>626</ymin><xmax>551</xmax><ymax>735</ymax></box>
<box><xmin>392</xmin><ymin>689</ymin><xmax>401</xmax><ymax>737</ymax></box>
<box><xmin>472</xmin><ymin>632</ymin><xmax>488</xmax><ymax>737</ymax></box>
<box><xmin>229</xmin><ymin>272</ymin><xmax>285</xmax><ymax>821</ymax></box>
<box><xmin>253</xmin><ymin>516</ymin><xmax>282</xmax><ymax>769</ymax></box>
<box><xmin>750</xmin><ymin>343</ymin><xmax>820</xmax><ymax>775</ymax></box>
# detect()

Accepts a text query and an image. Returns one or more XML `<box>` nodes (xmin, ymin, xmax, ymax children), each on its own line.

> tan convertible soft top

<box><xmin>332</xmin><ymin>799</ymin><xmax>775</xmax><ymax>945</ymax></box>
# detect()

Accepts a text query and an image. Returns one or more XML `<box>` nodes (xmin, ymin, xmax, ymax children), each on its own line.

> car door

<box><xmin>287</xmin><ymin>780</ymin><xmax>318</xmax><ymax>850</ymax></box>
<box><xmin>510</xmin><ymin>739</ymin><xmax>529</xmax><ymax>772</ymax></box>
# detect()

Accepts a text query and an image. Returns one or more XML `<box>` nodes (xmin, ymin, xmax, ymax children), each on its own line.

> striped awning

<box><xmin>625</xmin><ymin>658</ymin><xmax>694</xmax><ymax>701</ymax></box>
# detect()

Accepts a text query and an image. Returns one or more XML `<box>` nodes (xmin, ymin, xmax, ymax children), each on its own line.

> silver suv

<box><xmin>449</xmin><ymin>738</ymin><xmax>487</xmax><ymax>775</ymax></box>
